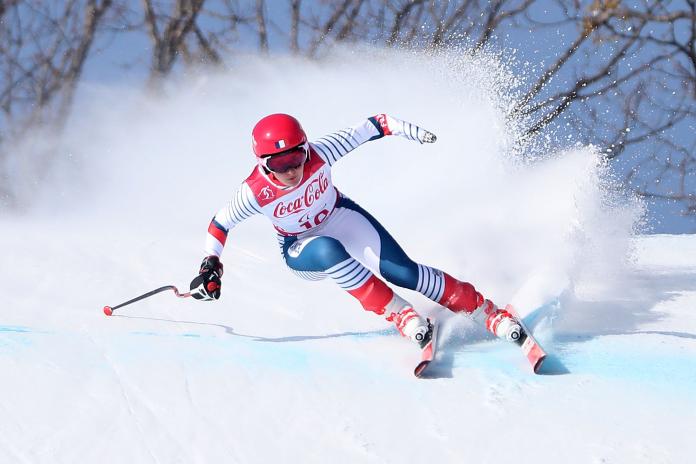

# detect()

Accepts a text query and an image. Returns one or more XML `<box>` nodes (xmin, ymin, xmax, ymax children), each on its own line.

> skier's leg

<box><xmin>279</xmin><ymin>234</ymin><xmax>430</xmax><ymax>344</ymax></box>
<box><xmin>327</xmin><ymin>197</ymin><xmax>521</xmax><ymax>342</ymax></box>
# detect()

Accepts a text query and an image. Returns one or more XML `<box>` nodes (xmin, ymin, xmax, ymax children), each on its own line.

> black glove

<box><xmin>190</xmin><ymin>256</ymin><xmax>223</xmax><ymax>300</ymax></box>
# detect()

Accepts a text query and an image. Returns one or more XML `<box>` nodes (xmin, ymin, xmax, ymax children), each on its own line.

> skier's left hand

<box><xmin>380</xmin><ymin>114</ymin><xmax>436</xmax><ymax>144</ymax></box>
<box><xmin>419</xmin><ymin>130</ymin><xmax>437</xmax><ymax>144</ymax></box>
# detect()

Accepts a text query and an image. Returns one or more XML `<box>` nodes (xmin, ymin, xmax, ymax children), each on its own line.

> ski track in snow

<box><xmin>1</xmin><ymin>298</ymin><xmax>695</xmax><ymax>462</ymax></box>
<box><xmin>3</xmin><ymin>316</ymin><xmax>695</xmax><ymax>389</ymax></box>
<box><xmin>85</xmin><ymin>330</ymin><xmax>164</xmax><ymax>464</ymax></box>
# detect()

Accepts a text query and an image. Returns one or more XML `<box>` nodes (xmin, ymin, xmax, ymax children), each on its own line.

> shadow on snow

<box><xmin>115</xmin><ymin>315</ymin><xmax>393</xmax><ymax>342</ymax></box>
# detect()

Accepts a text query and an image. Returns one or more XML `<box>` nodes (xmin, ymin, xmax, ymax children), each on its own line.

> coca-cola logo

<box><xmin>273</xmin><ymin>172</ymin><xmax>329</xmax><ymax>218</ymax></box>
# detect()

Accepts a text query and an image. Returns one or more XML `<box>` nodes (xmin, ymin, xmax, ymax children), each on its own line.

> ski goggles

<box><xmin>260</xmin><ymin>143</ymin><xmax>309</xmax><ymax>173</ymax></box>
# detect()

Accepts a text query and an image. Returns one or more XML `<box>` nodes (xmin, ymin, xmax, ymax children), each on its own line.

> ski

<box><xmin>414</xmin><ymin>319</ymin><xmax>439</xmax><ymax>378</ymax></box>
<box><xmin>506</xmin><ymin>305</ymin><xmax>547</xmax><ymax>374</ymax></box>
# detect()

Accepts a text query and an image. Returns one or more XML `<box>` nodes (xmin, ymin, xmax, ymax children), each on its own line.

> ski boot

<box><xmin>473</xmin><ymin>299</ymin><xmax>522</xmax><ymax>343</ymax></box>
<box><xmin>416</xmin><ymin>319</ymin><xmax>435</xmax><ymax>349</ymax></box>
<box><xmin>385</xmin><ymin>293</ymin><xmax>430</xmax><ymax>346</ymax></box>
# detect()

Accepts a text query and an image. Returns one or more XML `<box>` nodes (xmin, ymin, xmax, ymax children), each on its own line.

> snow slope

<box><xmin>2</xmin><ymin>49</ymin><xmax>695</xmax><ymax>463</ymax></box>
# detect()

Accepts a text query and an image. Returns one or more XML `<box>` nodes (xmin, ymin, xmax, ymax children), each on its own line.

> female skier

<box><xmin>190</xmin><ymin>114</ymin><xmax>521</xmax><ymax>348</ymax></box>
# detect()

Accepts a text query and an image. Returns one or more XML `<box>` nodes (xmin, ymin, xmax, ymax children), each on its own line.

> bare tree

<box><xmin>518</xmin><ymin>0</ymin><xmax>696</xmax><ymax>220</ymax></box>
<box><xmin>308</xmin><ymin>0</ymin><xmax>694</xmax><ymax>221</ymax></box>
<box><xmin>255</xmin><ymin>0</ymin><xmax>269</xmax><ymax>53</ymax></box>
<box><xmin>142</xmin><ymin>0</ymin><xmax>207</xmax><ymax>81</ymax></box>
<box><xmin>602</xmin><ymin>0</ymin><xmax>696</xmax><ymax>217</ymax></box>
<box><xmin>2</xmin><ymin>0</ymin><xmax>695</xmax><ymax>224</ymax></box>
<box><xmin>0</xmin><ymin>0</ymin><xmax>116</xmax><ymax>206</ymax></box>
<box><xmin>290</xmin><ymin>0</ymin><xmax>302</xmax><ymax>53</ymax></box>
<box><xmin>0</xmin><ymin>0</ymin><xmax>114</xmax><ymax>140</ymax></box>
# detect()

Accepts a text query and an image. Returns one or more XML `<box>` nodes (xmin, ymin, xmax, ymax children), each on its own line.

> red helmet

<box><xmin>252</xmin><ymin>114</ymin><xmax>307</xmax><ymax>158</ymax></box>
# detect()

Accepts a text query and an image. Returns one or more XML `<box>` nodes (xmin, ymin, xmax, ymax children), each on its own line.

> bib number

<box><xmin>299</xmin><ymin>208</ymin><xmax>329</xmax><ymax>230</ymax></box>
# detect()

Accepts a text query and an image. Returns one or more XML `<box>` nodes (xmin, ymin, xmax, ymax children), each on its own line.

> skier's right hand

<box><xmin>190</xmin><ymin>255</ymin><xmax>223</xmax><ymax>301</ymax></box>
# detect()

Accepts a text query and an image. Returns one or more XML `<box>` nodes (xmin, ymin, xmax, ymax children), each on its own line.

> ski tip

<box><xmin>103</xmin><ymin>306</ymin><xmax>113</xmax><ymax>316</ymax></box>
<box><xmin>414</xmin><ymin>360</ymin><xmax>431</xmax><ymax>378</ymax></box>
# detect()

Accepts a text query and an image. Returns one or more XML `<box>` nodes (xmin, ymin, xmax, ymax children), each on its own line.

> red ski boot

<box><xmin>472</xmin><ymin>299</ymin><xmax>522</xmax><ymax>342</ymax></box>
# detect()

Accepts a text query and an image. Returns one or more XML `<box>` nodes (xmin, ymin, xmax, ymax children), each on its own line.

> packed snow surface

<box><xmin>2</xmin><ymin>49</ymin><xmax>694</xmax><ymax>463</ymax></box>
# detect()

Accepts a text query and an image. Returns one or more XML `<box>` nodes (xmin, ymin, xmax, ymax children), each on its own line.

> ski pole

<box><xmin>103</xmin><ymin>285</ymin><xmax>191</xmax><ymax>316</ymax></box>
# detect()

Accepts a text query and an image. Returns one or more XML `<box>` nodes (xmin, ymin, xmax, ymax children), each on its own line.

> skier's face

<box><xmin>274</xmin><ymin>163</ymin><xmax>305</xmax><ymax>186</ymax></box>
<box><xmin>261</xmin><ymin>143</ymin><xmax>308</xmax><ymax>187</ymax></box>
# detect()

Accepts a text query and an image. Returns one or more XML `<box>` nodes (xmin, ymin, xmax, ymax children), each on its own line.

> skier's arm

<box><xmin>191</xmin><ymin>183</ymin><xmax>262</xmax><ymax>300</ymax></box>
<box><xmin>204</xmin><ymin>182</ymin><xmax>262</xmax><ymax>257</ymax></box>
<box><xmin>312</xmin><ymin>114</ymin><xmax>436</xmax><ymax>166</ymax></box>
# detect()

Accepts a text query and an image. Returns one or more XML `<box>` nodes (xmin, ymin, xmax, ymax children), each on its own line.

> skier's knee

<box><xmin>287</xmin><ymin>236</ymin><xmax>350</xmax><ymax>270</ymax></box>
<box><xmin>379</xmin><ymin>261</ymin><xmax>419</xmax><ymax>289</ymax></box>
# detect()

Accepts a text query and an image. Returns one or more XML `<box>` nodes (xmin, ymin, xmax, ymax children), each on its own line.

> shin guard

<box><xmin>347</xmin><ymin>274</ymin><xmax>394</xmax><ymax>315</ymax></box>
<box><xmin>438</xmin><ymin>273</ymin><xmax>484</xmax><ymax>313</ymax></box>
